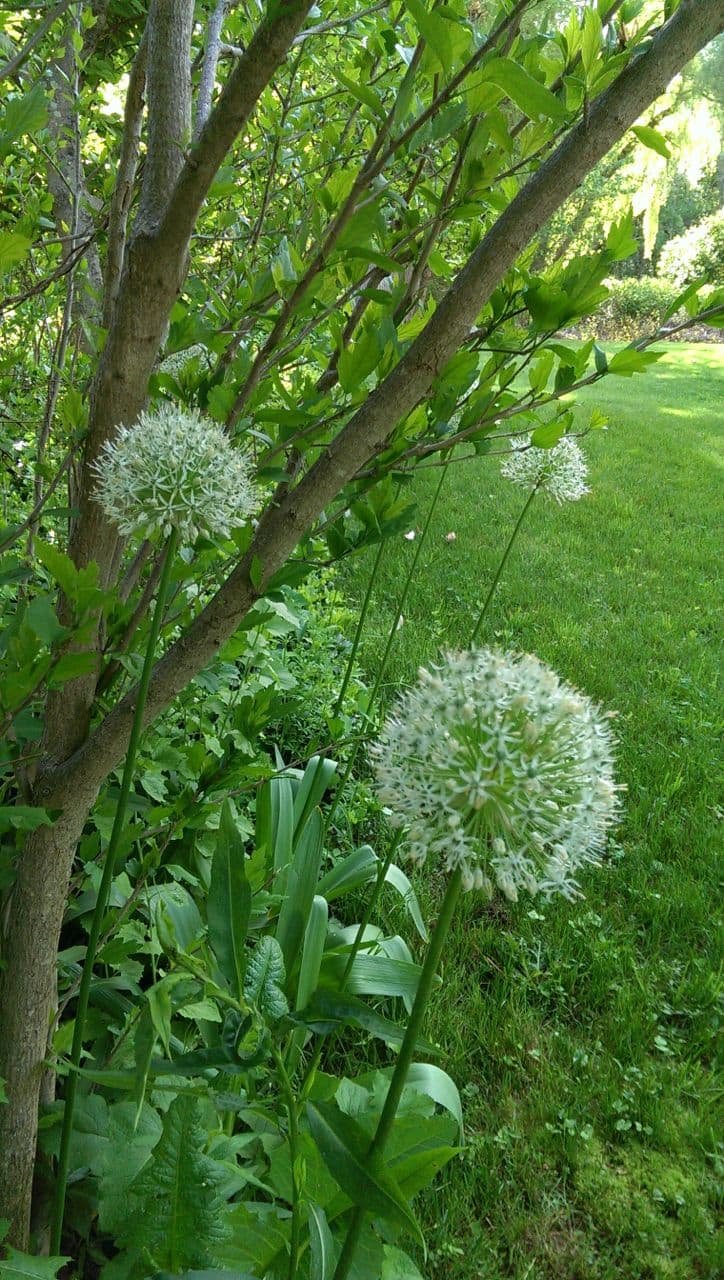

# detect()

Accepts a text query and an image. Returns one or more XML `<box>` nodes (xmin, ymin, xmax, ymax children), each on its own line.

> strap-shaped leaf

<box><xmin>317</xmin><ymin>845</ymin><xmax>378</xmax><ymax>900</ymax></box>
<box><xmin>306</xmin><ymin>1101</ymin><xmax>424</xmax><ymax>1246</ymax></box>
<box><xmin>207</xmin><ymin>800</ymin><xmax>251</xmax><ymax>997</ymax></box>
<box><xmin>289</xmin><ymin>989</ymin><xmax>438</xmax><ymax>1054</ymax></box>
<box><xmin>292</xmin><ymin>755</ymin><xmax>337</xmax><ymax>838</ymax></box>
<box><xmin>307</xmin><ymin>1201</ymin><xmax>335</xmax><ymax>1280</ymax></box>
<box><xmin>275</xmin><ymin>810</ymin><xmax>323</xmax><ymax>973</ymax></box>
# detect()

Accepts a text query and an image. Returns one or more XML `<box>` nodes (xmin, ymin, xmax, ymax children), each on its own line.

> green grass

<box><xmin>341</xmin><ymin>343</ymin><xmax>723</xmax><ymax>1280</ymax></box>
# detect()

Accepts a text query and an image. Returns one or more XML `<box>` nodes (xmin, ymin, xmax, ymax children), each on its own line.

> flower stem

<box><xmin>51</xmin><ymin>530</ymin><xmax>178</xmax><ymax>1253</ymax></box>
<box><xmin>332</xmin><ymin>866</ymin><xmax>463</xmax><ymax>1280</ymax></box>
<box><xmin>470</xmin><ymin>483</ymin><xmax>539</xmax><ymax>645</ymax></box>
<box><xmin>326</xmin><ymin>463</ymin><xmax>449</xmax><ymax>836</ymax></box>
<box><xmin>273</xmin><ymin>1047</ymin><xmax>302</xmax><ymax>1280</ymax></box>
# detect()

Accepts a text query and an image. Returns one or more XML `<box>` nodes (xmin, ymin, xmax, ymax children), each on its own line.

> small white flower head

<box><xmin>501</xmin><ymin>434</ymin><xmax>589</xmax><ymax>503</ymax></box>
<box><xmin>372</xmin><ymin>648</ymin><xmax>620</xmax><ymax>901</ymax></box>
<box><xmin>158</xmin><ymin>343</ymin><xmax>211</xmax><ymax>378</ymax></box>
<box><xmin>94</xmin><ymin>404</ymin><xmax>255</xmax><ymax>542</ymax></box>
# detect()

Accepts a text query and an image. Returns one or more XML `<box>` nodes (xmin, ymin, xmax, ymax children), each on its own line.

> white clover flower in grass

<box><xmin>372</xmin><ymin>648</ymin><xmax>620</xmax><ymax>901</ymax></box>
<box><xmin>94</xmin><ymin>404</ymin><xmax>255</xmax><ymax>542</ymax></box>
<box><xmin>501</xmin><ymin>434</ymin><xmax>590</xmax><ymax>504</ymax></box>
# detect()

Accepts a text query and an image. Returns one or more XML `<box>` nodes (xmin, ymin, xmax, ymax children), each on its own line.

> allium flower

<box><xmin>94</xmin><ymin>404</ymin><xmax>255</xmax><ymax>542</ymax></box>
<box><xmin>373</xmin><ymin>648</ymin><xmax>620</xmax><ymax>900</ymax></box>
<box><xmin>158</xmin><ymin>343</ymin><xmax>211</xmax><ymax>377</ymax></box>
<box><xmin>501</xmin><ymin>434</ymin><xmax>589</xmax><ymax>503</ymax></box>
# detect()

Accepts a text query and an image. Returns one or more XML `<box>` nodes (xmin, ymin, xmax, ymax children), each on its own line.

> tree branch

<box><xmin>195</xmin><ymin>0</ymin><xmax>228</xmax><ymax>140</ymax></box>
<box><xmin>49</xmin><ymin>0</ymin><xmax>724</xmax><ymax>801</ymax></box>
<box><xmin>102</xmin><ymin>31</ymin><xmax>148</xmax><ymax>329</ymax></box>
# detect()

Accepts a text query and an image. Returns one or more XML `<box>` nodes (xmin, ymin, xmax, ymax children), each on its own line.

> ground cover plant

<box><xmin>1</xmin><ymin>0</ymin><xmax>723</xmax><ymax>1274</ymax></box>
<box><xmin>342</xmin><ymin>342</ymin><xmax>723</xmax><ymax>1278</ymax></box>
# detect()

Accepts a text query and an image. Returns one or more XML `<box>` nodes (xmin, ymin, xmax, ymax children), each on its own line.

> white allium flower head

<box><xmin>373</xmin><ymin>648</ymin><xmax>621</xmax><ymax>901</ymax></box>
<box><xmin>501</xmin><ymin>434</ymin><xmax>589</xmax><ymax>503</ymax></box>
<box><xmin>94</xmin><ymin>404</ymin><xmax>255</xmax><ymax>542</ymax></box>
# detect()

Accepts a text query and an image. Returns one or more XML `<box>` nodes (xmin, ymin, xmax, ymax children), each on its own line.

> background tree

<box><xmin>0</xmin><ymin>0</ymin><xmax>722</xmax><ymax>1253</ymax></box>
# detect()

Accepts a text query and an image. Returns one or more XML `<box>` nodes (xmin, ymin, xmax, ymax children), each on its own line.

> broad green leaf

<box><xmin>116</xmin><ymin>1095</ymin><xmax>227</xmax><ymax>1269</ymax></box>
<box><xmin>296</xmin><ymin>895</ymin><xmax>329</xmax><ymax>1011</ymax></box>
<box><xmin>0</xmin><ymin>1250</ymin><xmax>69</xmax><ymax>1280</ymax></box>
<box><xmin>317</xmin><ymin>846</ymin><xmax>378</xmax><ymax>900</ymax></box>
<box><xmin>308</xmin><ymin>1201</ymin><xmax>335</xmax><ymax>1280</ymax></box>
<box><xmin>0</xmin><ymin>231</ymin><xmax>31</xmax><ymax>276</ymax></box>
<box><xmin>381</xmin><ymin>1246</ymin><xmax>426</xmax><ymax>1279</ymax></box>
<box><xmin>0</xmin><ymin>84</ymin><xmax>48</xmax><ymax>158</ymax></box>
<box><xmin>402</xmin><ymin>1064</ymin><xmax>463</xmax><ymax>1133</ymax></box>
<box><xmin>293</xmin><ymin>755</ymin><xmax>337</xmax><ymax>838</ymax></box>
<box><xmin>593</xmin><ymin>343</ymin><xmax>608</xmax><ymax>374</ymax></box>
<box><xmin>607</xmin><ymin>348</ymin><xmax>663</xmax><ymax>376</ymax></box>
<box><xmin>244</xmin><ymin>936</ymin><xmax>288</xmax><ymax>1020</ymax></box>
<box><xmin>480</xmin><ymin>58</ymin><xmax>566</xmax><ymax>123</ymax></box>
<box><xmin>25</xmin><ymin>595</ymin><xmax>66</xmax><ymax>646</ymax></box>
<box><xmin>291</xmin><ymin>990</ymin><xmax>437</xmax><ymax>1053</ymax></box>
<box><xmin>47</xmin><ymin>651</ymin><xmax>98</xmax><ymax>687</ymax></box>
<box><xmin>321</xmin><ymin>951</ymin><xmax>427</xmax><ymax>1004</ymax></box>
<box><xmin>208</xmin><ymin>799</ymin><xmax>251</xmax><ymax>997</ymax></box>
<box><xmin>306</xmin><ymin>1102</ymin><xmax>424</xmax><ymax>1245</ymax></box>
<box><xmin>631</xmin><ymin>124</ymin><xmax>671</xmax><ymax>159</ymax></box>
<box><xmin>530</xmin><ymin>419</ymin><xmax>567</xmax><ymax>448</ymax></box>
<box><xmin>605</xmin><ymin>210</ymin><xmax>638</xmax><ymax>262</ymax></box>
<box><xmin>385</xmin><ymin>863</ymin><xmax>428</xmax><ymax>941</ymax></box>
<box><xmin>662</xmin><ymin>278</ymin><xmax>703</xmax><ymax>321</ymax></box>
<box><xmin>338</xmin><ymin>327</ymin><xmax>383</xmax><ymax>393</ymax></box>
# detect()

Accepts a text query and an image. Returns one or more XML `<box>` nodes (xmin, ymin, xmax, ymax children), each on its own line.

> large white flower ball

<box><xmin>94</xmin><ymin>404</ymin><xmax>255</xmax><ymax>542</ymax></box>
<box><xmin>373</xmin><ymin>648</ymin><xmax>620</xmax><ymax>900</ymax></box>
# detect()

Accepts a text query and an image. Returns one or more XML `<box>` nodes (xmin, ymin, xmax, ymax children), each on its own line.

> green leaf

<box><xmin>404</xmin><ymin>0</ymin><xmax>453</xmax><ymax>72</ymax></box>
<box><xmin>0</xmin><ymin>1250</ymin><xmax>69</xmax><ymax>1280</ymax></box>
<box><xmin>631</xmin><ymin>124</ymin><xmax>671</xmax><ymax>159</ymax></box>
<box><xmin>381</xmin><ymin>1246</ymin><xmax>426</xmax><ymax>1279</ymax></box>
<box><xmin>607</xmin><ymin>348</ymin><xmax>663</xmax><ymax>376</ymax></box>
<box><xmin>308</xmin><ymin>1201</ymin><xmax>335</xmax><ymax>1280</ymax></box>
<box><xmin>0</xmin><ymin>85</ymin><xmax>48</xmax><ymax>158</ymax></box>
<box><xmin>244</xmin><ymin>936</ymin><xmax>288</xmax><ymax>1020</ymax></box>
<box><xmin>338</xmin><ymin>327</ymin><xmax>383</xmax><ymax>393</ymax></box>
<box><xmin>292</xmin><ymin>990</ymin><xmax>437</xmax><ymax>1054</ymax></box>
<box><xmin>275</xmin><ymin>810</ymin><xmax>324</xmax><ymax>973</ymax></box>
<box><xmin>593</xmin><ymin>343</ymin><xmax>608</xmax><ymax>374</ymax></box>
<box><xmin>0</xmin><ymin>231</ymin><xmax>31</xmax><ymax>277</ymax></box>
<box><xmin>24</xmin><ymin>595</ymin><xmax>66</xmax><ymax>646</ymax></box>
<box><xmin>480</xmin><ymin>58</ymin><xmax>566</xmax><ymax>123</ymax></box>
<box><xmin>402</xmin><ymin>1064</ymin><xmax>463</xmax><ymax>1134</ymax></box>
<box><xmin>208</xmin><ymin>799</ymin><xmax>251</xmax><ymax>997</ymax></box>
<box><xmin>530</xmin><ymin>419</ymin><xmax>567</xmax><ymax>448</ymax></box>
<box><xmin>385</xmin><ymin>863</ymin><xmax>428</xmax><ymax>942</ymax></box>
<box><xmin>605</xmin><ymin>210</ymin><xmax>638</xmax><ymax>262</ymax></box>
<box><xmin>47</xmin><ymin>651</ymin><xmax>98</xmax><ymax>687</ymax></box>
<box><xmin>317</xmin><ymin>846</ymin><xmax>378</xmax><ymax>900</ymax></box>
<box><xmin>0</xmin><ymin>806</ymin><xmax>52</xmax><ymax>833</ymax></box>
<box><xmin>581</xmin><ymin>6</ymin><xmax>602</xmax><ymax>77</ymax></box>
<box><xmin>296</xmin><ymin>895</ymin><xmax>329</xmax><ymax>1011</ymax></box>
<box><xmin>292</xmin><ymin>755</ymin><xmax>337</xmax><ymax>838</ymax></box>
<box><xmin>331</xmin><ymin>69</ymin><xmax>385</xmax><ymax>119</ymax></box>
<box><xmin>306</xmin><ymin>1101</ymin><xmax>424</xmax><ymax>1245</ymax></box>
<box><xmin>116</xmin><ymin>1095</ymin><xmax>227</xmax><ymax>1270</ymax></box>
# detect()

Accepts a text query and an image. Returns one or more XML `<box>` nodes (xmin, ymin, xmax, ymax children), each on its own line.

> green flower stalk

<box><xmin>471</xmin><ymin>433</ymin><xmax>589</xmax><ymax>643</ymax></box>
<box><xmin>333</xmin><ymin>647</ymin><xmax>620</xmax><ymax>1277</ymax></box>
<box><xmin>51</xmin><ymin>407</ymin><xmax>255</xmax><ymax>1251</ymax></box>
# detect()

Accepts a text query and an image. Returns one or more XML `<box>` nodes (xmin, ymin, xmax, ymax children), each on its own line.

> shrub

<box><xmin>657</xmin><ymin>210</ymin><xmax>724</xmax><ymax>288</ymax></box>
<box><xmin>587</xmin><ymin>276</ymin><xmax>680</xmax><ymax>340</ymax></box>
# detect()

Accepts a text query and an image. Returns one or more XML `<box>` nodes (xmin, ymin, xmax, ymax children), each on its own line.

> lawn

<box><xmin>340</xmin><ymin>343</ymin><xmax>723</xmax><ymax>1279</ymax></box>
